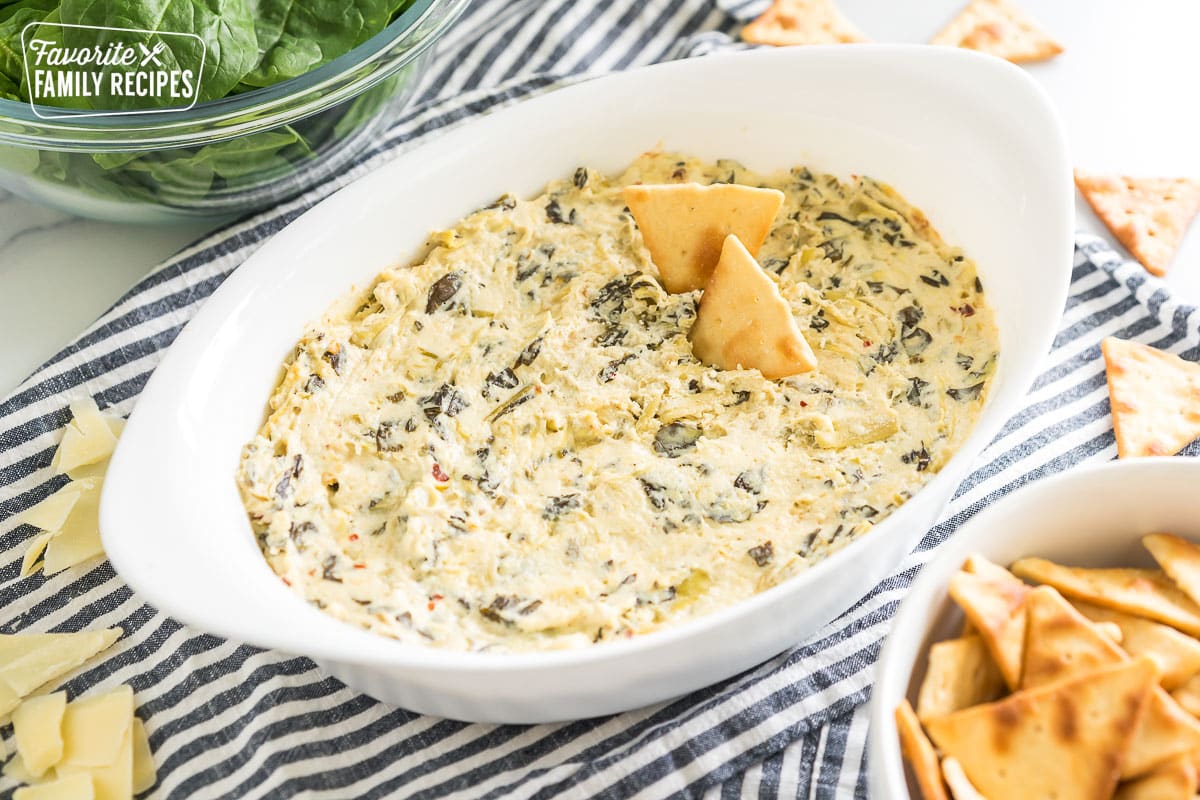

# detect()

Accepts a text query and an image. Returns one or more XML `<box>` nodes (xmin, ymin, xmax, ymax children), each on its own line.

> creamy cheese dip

<box><xmin>237</xmin><ymin>153</ymin><xmax>999</xmax><ymax>652</ymax></box>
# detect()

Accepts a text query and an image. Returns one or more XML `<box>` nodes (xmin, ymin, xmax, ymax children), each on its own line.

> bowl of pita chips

<box><xmin>871</xmin><ymin>458</ymin><xmax>1200</xmax><ymax>800</ymax></box>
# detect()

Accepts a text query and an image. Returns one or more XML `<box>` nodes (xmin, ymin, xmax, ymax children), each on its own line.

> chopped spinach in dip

<box><xmin>237</xmin><ymin>153</ymin><xmax>999</xmax><ymax>652</ymax></box>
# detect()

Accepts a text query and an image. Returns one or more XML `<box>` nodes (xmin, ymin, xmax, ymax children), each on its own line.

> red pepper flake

<box><xmin>862</xmin><ymin>340</ymin><xmax>872</xmax><ymax>348</ymax></box>
<box><xmin>427</xmin><ymin>602</ymin><xmax>436</xmax><ymax>611</ymax></box>
<box><xmin>799</xmin><ymin>400</ymin><xmax>808</xmax><ymax>407</ymax></box>
<box><xmin>282</xmin><ymin>578</ymin><xmax>291</xmax><ymax>587</ymax></box>
<box><xmin>349</xmin><ymin>534</ymin><xmax>359</xmax><ymax>542</ymax></box>
<box><xmin>354</xmin><ymin>563</ymin><xmax>366</xmax><ymax>569</ymax></box>
<box><xmin>432</xmin><ymin>463</ymin><xmax>449</xmax><ymax>481</ymax></box>
<box><xmin>431</xmin><ymin>593</ymin><xmax>444</xmax><ymax>601</ymax></box>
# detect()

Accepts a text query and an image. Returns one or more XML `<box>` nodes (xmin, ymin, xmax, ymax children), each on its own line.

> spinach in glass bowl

<box><xmin>0</xmin><ymin>0</ymin><xmax>468</xmax><ymax>221</ymax></box>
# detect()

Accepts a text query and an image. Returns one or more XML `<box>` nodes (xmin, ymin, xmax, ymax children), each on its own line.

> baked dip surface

<box><xmin>237</xmin><ymin>153</ymin><xmax>999</xmax><ymax>652</ymax></box>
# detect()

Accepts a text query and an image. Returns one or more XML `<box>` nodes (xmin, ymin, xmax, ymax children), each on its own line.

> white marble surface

<box><xmin>2</xmin><ymin>0</ymin><xmax>1199</xmax><ymax>396</ymax></box>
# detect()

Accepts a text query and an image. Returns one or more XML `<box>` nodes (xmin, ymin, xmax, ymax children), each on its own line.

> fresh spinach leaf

<box><xmin>239</xmin><ymin>0</ymin><xmax>392</xmax><ymax>87</ymax></box>
<box><xmin>59</xmin><ymin>0</ymin><xmax>259</xmax><ymax>104</ymax></box>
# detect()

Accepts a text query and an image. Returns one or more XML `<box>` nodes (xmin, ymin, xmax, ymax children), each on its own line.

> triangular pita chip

<box><xmin>1020</xmin><ymin>585</ymin><xmax>1125</xmax><ymax>689</ymax></box>
<box><xmin>1010</xmin><ymin>587</ymin><xmax>1200</xmax><ymax>777</ymax></box>
<box><xmin>1076</xmin><ymin>172</ymin><xmax>1200</xmax><ymax>276</ymax></box>
<box><xmin>941</xmin><ymin>758</ymin><xmax>986</xmax><ymax>800</ymax></box>
<box><xmin>1077</xmin><ymin>600</ymin><xmax>1200</xmax><ymax>690</ymax></box>
<box><xmin>624</xmin><ymin>183</ymin><xmax>784</xmax><ymax>293</ymax></box>
<box><xmin>740</xmin><ymin>0</ymin><xmax>866</xmax><ymax>46</ymax></box>
<box><xmin>962</xmin><ymin>553</ymin><xmax>1025</xmax><ymax>586</ymax></box>
<box><xmin>1011</xmin><ymin>558</ymin><xmax>1200</xmax><ymax>637</ymax></box>
<box><xmin>948</xmin><ymin>570</ymin><xmax>1030</xmax><ymax>688</ymax></box>
<box><xmin>689</xmin><ymin>235</ymin><xmax>817</xmax><ymax>379</ymax></box>
<box><xmin>916</xmin><ymin>635</ymin><xmax>1005</xmax><ymax>721</ymax></box>
<box><xmin>1102</xmin><ymin>338</ymin><xmax>1200</xmax><ymax>458</ymax></box>
<box><xmin>895</xmin><ymin>699</ymin><xmax>950</xmax><ymax>800</ymax></box>
<box><xmin>1126</xmin><ymin>691</ymin><xmax>1200</xmax><ymax>779</ymax></box>
<box><xmin>1145</xmin><ymin>534</ymin><xmax>1200</xmax><ymax>607</ymax></box>
<box><xmin>958</xmin><ymin>555</ymin><xmax>1023</xmax><ymax>639</ymax></box>
<box><xmin>930</xmin><ymin>0</ymin><xmax>1063</xmax><ymax>63</ymax></box>
<box><xmin>1114</xmin><ymin>753</ymin><xmax>1199</xmax><ymax>800</ymax></box>
<box><xmin>1170</xmin><ymin>674</ymin><xmax>1200</xmax><ymax>718</ymax></box>
<box><xmin>923</xmin><ymin>658</ymin><xmax>1156</xmax><ymax>800</ymax></box>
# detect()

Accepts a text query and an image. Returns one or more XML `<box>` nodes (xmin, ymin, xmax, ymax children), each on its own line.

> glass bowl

<box><xmin>0</xmin><ymin>0</ymin><xmax>468</xmax><ymax>223</ymax></box>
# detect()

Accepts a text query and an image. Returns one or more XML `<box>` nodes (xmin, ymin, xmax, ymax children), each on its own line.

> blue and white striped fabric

<box><xmin>3</xmin><ymin>0</ymin><xmax>1200</xmax><ymax>797</ymax></box>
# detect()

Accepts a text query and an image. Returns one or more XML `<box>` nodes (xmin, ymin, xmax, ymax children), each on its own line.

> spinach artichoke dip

<box><xmin>237</xmin><ymin>152</ymin><xmax>999</xmax><ymax>652</ymax></box>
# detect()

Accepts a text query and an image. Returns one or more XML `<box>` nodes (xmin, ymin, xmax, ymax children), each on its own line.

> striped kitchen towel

<box><xmin>3</xmin><ymin>0</ymin><xmax>1200</xmax><ymax>797</ymax></box>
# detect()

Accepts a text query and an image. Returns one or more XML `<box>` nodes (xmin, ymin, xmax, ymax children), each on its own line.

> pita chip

<box><xmin>1020</xmin><ymin>585</ymin><xmax>1125</xmax><ymax>689</ymax></box>
<box><xmin>1076</xmin><ymin>600</ymin><xmax>1200</xmax><ymax>690</ymax></box>
<box><xmin>624</xmin><ymin>182</ymin><xmax>784</xmax><ymax>293</ymax></box>
<box><xmin>1115</xmin><ymin>753</ymin><xmax>1199</xmax><ymax>800</ymax></box>
<box><xmin>1146</xmin><ymin>534</ymin><xmax>1200</xmax><ymax>606</ymax></box>
<box><xmin>741</xmin><ymin>0</ymin><xmax>866</xmax><ymax>46</ymax></box>
<box><xmin>1125</xmin><ymin>691</ymin><xmax>1200</xmax><ymax>779</ymax></box>
<box><xmin>689</xmin><ymin>235</ymin><xmax>817</xmax><ymax>379</ymax></box>
<box><xmin>941</xmin><ymin>758</ymin><xmax>986</xmax><ymax>800</ymax></box>
<box><xmin>1076</xmin><ymin>172</ymin><xmax>1200</xmax><ymax>276</ymax></box>
<box><xmin>916</xmin><ymin>636</ymin><xmax>1005</xmax><ymax>721</ymax></box>
<box><xmin>1102</xmin><ymin>337</ymin><xmax>1200</xmax><ymax>458</ymax></box>
<box><xmin>1011</xmin><ymin>558</ymin><xmax>1200</xmax><ymax>638</ymax></box>
<box><xmin>1095</xmin><ymin>621</ymin><xmax>1125</xmax><ymax>644</ymax></box>
<box><xmin>948</xmin><ymin>570</ymin><xmax>1030</xmax><ymax>688</ymax></box>
<box><xmin>962</xmin><ymin>553</ymin><xmax>1025</xmax><ymax>586</ymax></box>
<box><xmin>923</xmin><ymin>658</ymin><xmax>1156</xmax><ymax>800</ymax></box>
<box><xmin>958</xmin><ymin>555</ymin><xmax>1022</xmax><ymax>641</ymax></box>
<box><xmin>930</xmin><ymin>0</ymin><xmax>1062</xmax><ymax>63</ymax></box>
<box><xmin>895</xmin><ymin>699</ymin><xmax>949</xmax><ymax>800</ymax></box>
<box><xmin>1010</xmin><ymin>586</ymin><xmax>1200</xmax><ymax>777</ymax></box>
<box><xmin>1170</xmin><ymin>674</ymin><xmax>1200</xmax><ymax>718</ymax></box>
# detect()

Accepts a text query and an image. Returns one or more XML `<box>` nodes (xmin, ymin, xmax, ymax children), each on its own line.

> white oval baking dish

<box><xmin>868</xmin><ymin>458</ymin><xmax>1200</xmax><ymax>799</ymax></box>
<box><xmin>101</xmin><ymin>45</ymin><xmax>1073</xmax><ymax>724</ymax></box>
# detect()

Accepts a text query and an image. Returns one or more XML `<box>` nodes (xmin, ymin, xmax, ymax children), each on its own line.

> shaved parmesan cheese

<box><xmin>21</xmin><ymin>530</ymin><xmax>58</xmax><ymax>577</ymax></box>
<box><xmin>3</xmin><ymin>753</ymin><xmax>56</xmax><ymax>785</ymax></box>
<box><xmin>0</xmin><ymin>676</ymin><xmax>21</xmax><ymax>717</ymax></box>
<box><xmin>9</xmin><ymin>481</ymin><xmax>94</xmax><ymax>533</ymax></box>
<box><xmin>131</xmin><ymin>718</ymin><xmax>155</xmax><ymax>794</ymax></box>
<box><xmin>60</xmin><ymin>685</ymin><xmax>134</xmax><ymax>769</ymax></box>
<box><xmin>51</xmin><ymin>397</ymin><xmax>119</xmax><ymax>477</ymax></box>
<box><xmin>13</xmin><ymin>772</ymin><xmax>94</xmax><ymax>800</ymax></box>
<box><xmin>42</xmin><ymin>480</ymin><xmax>104</xmax><ymax>576</ymax></box>
<box><xmin>13</xmin><ymin>692</ymin><xmax>67</xmax><ymax>777</ymax></box>
<box><xmin>86</xmin><ymin>725</ymin><xmax>133</xmax><ymax>800</ymax></box>
<box><xmin>0</xmin><ymin>629</ymin><xmax>121</xmax><ymax>698</ymax></box>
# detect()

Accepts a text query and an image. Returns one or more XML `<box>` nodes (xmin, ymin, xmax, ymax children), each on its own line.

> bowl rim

<box><xmin>99</xmin><ymin>43</ymin><xmax>1075</xmax><ymax>675</ymax></box>
<box><xmin>867</xmin><ymin>457</ymin><xmax>1200</xmax><ymax>799</ymax></box>
<box><xmin>0</xmin><ymin>0</ymin><xmax>469</xmax><ymax>149</ymax></box>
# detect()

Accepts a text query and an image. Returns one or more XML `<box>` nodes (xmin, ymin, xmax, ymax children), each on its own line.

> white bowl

<box><xmin>100</xmin><ymin>45</ymin><xmax>1073</xmax><ymax>724</ymax></box>
<box><xmin>869</xmin><ymin>458</ymin><xmax>1200</xmax><ymax>798</ymax></box>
